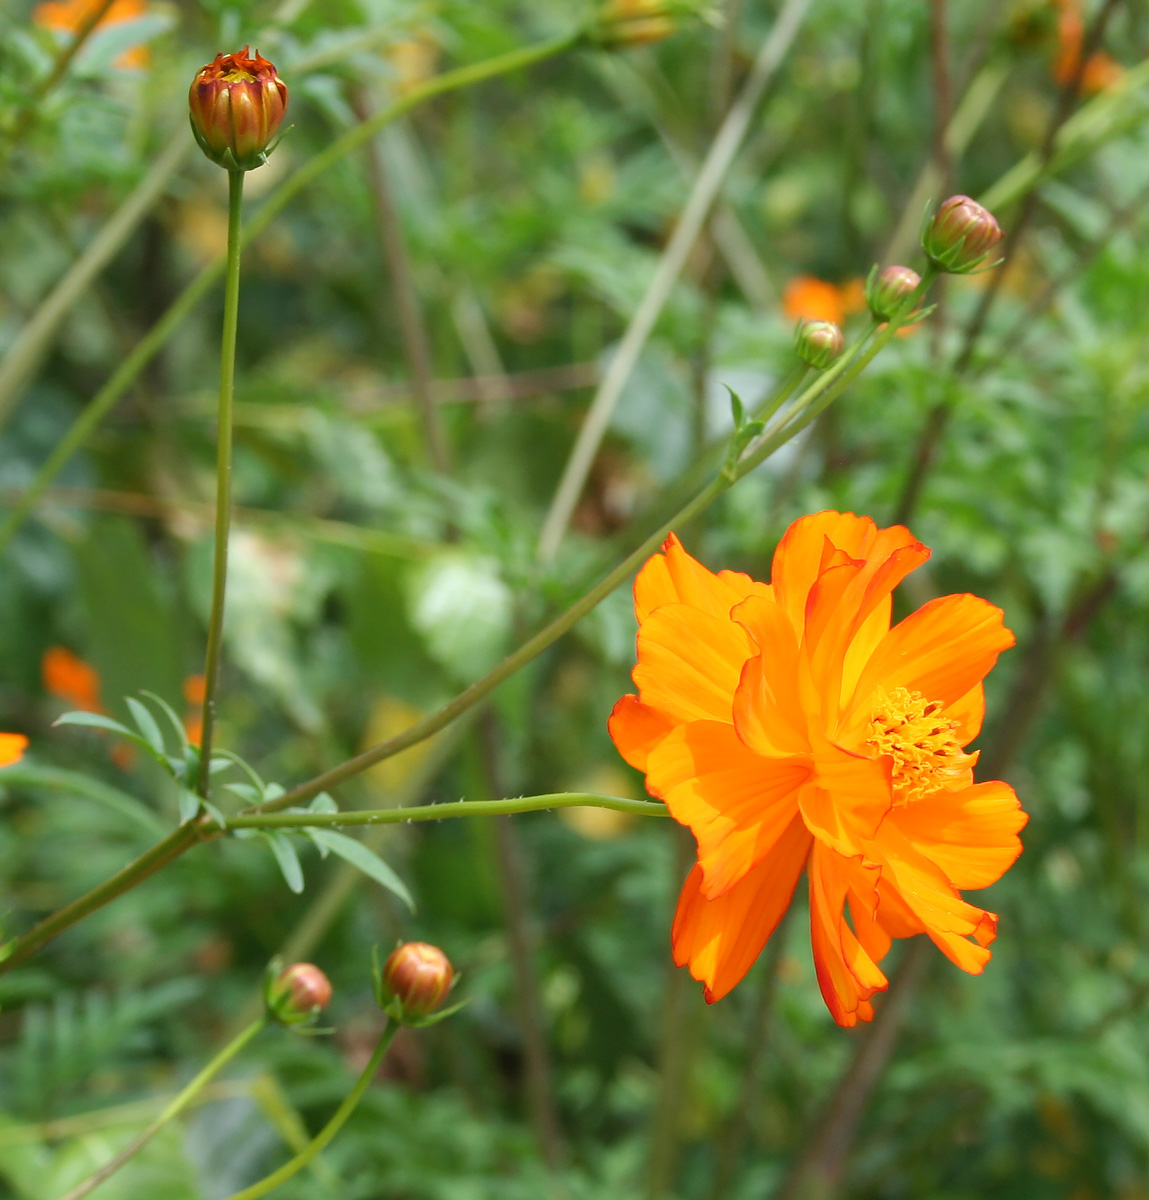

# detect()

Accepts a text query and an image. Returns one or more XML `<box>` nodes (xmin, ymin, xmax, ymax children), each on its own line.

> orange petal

<box><xmin>771</xmin><ymin>512</ymin><xmax>926</xmax><ymax>640</ymax></box>
<box><xmin>891</xmin><ymin>780</ymin><xmax>1027</xmax><ymax>891</ymax></box>
<box><xmin>672</xmin><ymin>815</ymin><xmax>811</xmax><ymax>1003</ymax></box>
<box><xmin>731</xmin><ymin>594</ymin><xmax>810</xmax><ymax>756</ymax></box>
<box><xmin>946</xmin><ymin>683</ymin><xmax>986</xmax><ymax>745</ymax></box>
<box><xmin>0</xmin><ymin>733</ymin><xmax>28</xmax><ymax>768</ymax></box>
<box><xmin>633</xmin><ymin>603</ymin><xmax>753</xmax><ymax>724</ymax></box>
<box><xmin>872</xmin><ymin>821</ymin><xmax>999</xmax><ymax>953</ymax></box>
<box><xmin>802</xmin><ymin>738</ymin><xmax>893</xmax><ymax>857</ymax></box>
<box><xmin>646</xmin><ymin>721</ymin><xmax>809</xmax><ymax>898</ymax></box>
<box><xmin>634</xmin><ymin>533</ymin><xmax>771</xmax><ymax>623</ymax></box>
<box><xmin>846</xmin><ymin>593</ymin><xmax>1014</xmax><ymax>727</ymax></box>
<box><xmin>608</xmin><ymin>695</ymin><xmax>675</xmax><ymax>771</ymax></box>
<box><xmin>808</xmin><ymin>841</ymin><xmax>887</xmax><ymax>1027</ymax></box>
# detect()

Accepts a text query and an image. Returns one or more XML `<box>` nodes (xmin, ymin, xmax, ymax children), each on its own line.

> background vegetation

<box><xmin>1</xmin><ymin>0</ymin><xmax>1149</xmax><ymax>1197</ymax></box>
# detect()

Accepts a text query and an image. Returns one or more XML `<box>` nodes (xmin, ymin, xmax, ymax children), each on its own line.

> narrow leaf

<box><xmin>265</xmin><ymin>833</ymin><xmax>305</xmax><ymax>894</ymax></box>
<box><xmin>177</xmin><ymin>790</ymin><xmax>200</xmax><ymax>824</ymax></box>
<box><xmin>125</xmin><ymin>698</ymin><xmax>165</xmax><ymax>755</ymax></box>
<box><xmin>139</xmin><ymin>690</ymin><xmax>190</xmax><ymax>754</ymax></box>
<box><xmin>54</xmin><ymin>712</ymin><xmax>133</xmax><ymax>736</ymax></box>
<box><xmin>306</xmin><ymin>829</ymin><xmax>414</xmax><ymax>911</ymax></box>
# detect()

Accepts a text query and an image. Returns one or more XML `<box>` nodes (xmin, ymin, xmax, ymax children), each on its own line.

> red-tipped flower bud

<box><xmin>267</xmin><ymin>962</ymin><xmax>332</xmax><ymax>1025</ymax></box>
<box><xmin>592</xmin><ymin>0</ymin><xmax>690</xmax><ymax>47</ymax></box>
<box><xmin>188</xmin><ymin>47</ymin><xmax>288</xmax><ymax>172</ymax></box>
<box><xmin>922</xmin><ymin>195</ymin><xmax>1003</xmax><ymax>274</ymax></box>
<box><xmin>794</xmin><ymin>318</ymin><xmax>844</xmax><ymax>370</ymax></box>
<box><xmin>866</xmin><ymin>265</ymin><xmax>922</xmax><ymax>322</ymax></box>
<box><xmin>380</xmin><ymin>942</ymin><xmax>454</xmax><ymax>1021</ymax></box>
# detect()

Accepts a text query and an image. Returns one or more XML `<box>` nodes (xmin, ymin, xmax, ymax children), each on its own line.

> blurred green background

<box><xmin>2</xmin><ymin>0</ymin><xmax>1149</xmax><ymax>1197</ymax></box>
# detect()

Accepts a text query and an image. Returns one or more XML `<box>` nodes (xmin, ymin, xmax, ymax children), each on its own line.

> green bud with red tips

<box><xmin>922</xmin><ymin>195</ymin><xmax>1003</xmax><ymax>275</ymax></box>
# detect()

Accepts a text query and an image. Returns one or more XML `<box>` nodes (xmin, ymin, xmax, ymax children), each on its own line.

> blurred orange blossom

<box><xmin>43</xmin><ymin>646</ymin><xmax>103</xmax><ymax>713</ymax></box>
<box><xmin>609</xmin><ymin>512</ymin><xmax>1027</xmax><ymax>1026</ymax></box>
<box><xmin>33</xmin><ymin>0</ymin><xmax>151</xmax><ymax>70</ymax></box>
<box><xmin>0</xmin><ymin>734</ymin><xmax>28</xmax><ymax>767</ymax></box>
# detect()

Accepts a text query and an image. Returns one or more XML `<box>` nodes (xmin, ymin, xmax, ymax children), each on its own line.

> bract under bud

<box><xmin>922</xmin><ymin>195</ymin><xmax>1003</xmax><ymax>274</ymax></box>
<box><xmin>189</xmin><ymin>47</ymin><xmax>288</xmax><ymax>172</ymax></box>
<box><xmin>794</xmin><ymin>318</ymin><xmax>844</xmax><ymax>370</ymax></box>
<box><xmin>866</xmin><ymin>265</ymin><xmax>922</xmax><ymax>322</ymax></box>
<box><xmin>379</xmin><ymin>942</ymin><xmax>454</xmax><ymax>1021</ymax></box>
<box><xmin>266</xmin><ymin>962</ymin><xmax>332</xmax><ymax>1025</ymax></box>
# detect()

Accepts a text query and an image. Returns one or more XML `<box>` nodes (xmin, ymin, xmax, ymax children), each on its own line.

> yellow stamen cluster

<box><xmin>866</xmin><ymin>686</ymin><xmax>974</xmax><ymax>803</ymax></box>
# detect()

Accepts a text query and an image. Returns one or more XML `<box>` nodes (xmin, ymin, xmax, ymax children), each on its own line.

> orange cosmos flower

<box><xmin>1051</xmin><ymin>0</ymin><xmax>1122</xmax><ymax>94</ymax></box>
<box><xmin>609</xmin><ymin>512</ymin><xmax>1027</xmax><ymax>1026</ymax></box>
<box><xmin>0</xmin><ymin>733</ymin><xmax>29</xmax><ymax>767</ymax></box>
<box><xmin>782</xmin><ymin>276</ymin><xmax>844</xmax><ymax>326</ymax></box>
<box><xmin>33</xmin><ymin>0</ymin><xmax>151</xmax><ymax>71</ymax></box>
<box><xmin>42</xmin><ymin>646</ymin><xmax>103</xmax><ymax>713</ymax></box>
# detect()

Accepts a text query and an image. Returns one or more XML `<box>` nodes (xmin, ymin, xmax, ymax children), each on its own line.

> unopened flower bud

<box><xmin>188</xmin><ymin>47</ymin><xmax>288</xmax><ymax>172</ymax></box>
<box><xmin>266</xmin><ymin>962</ymin><xmax>332</xmax><ymax>1025</ymax></box>
<box><xmin>794</xmin><ymin>318</ymin><xmax>844</xmax><ymax>370</ymax></box>
<box><xmin>922</xmin><ymin>195</ymin><xmax>1003</xmax><ymax>274</ymax></box>
<box><xmin>592</xmin><ymin>0</ymin><xmax>686</xmax><ymax>47</ymax></box>
<box><xmin>380</xmin><ymin>942</ymin><xmax>454</xmax><ymax>1020</ymax></box>
<box><xmin>866</xmin><ymin>265</ymin><xmax>922</xmax><ymax>322</ymax></box>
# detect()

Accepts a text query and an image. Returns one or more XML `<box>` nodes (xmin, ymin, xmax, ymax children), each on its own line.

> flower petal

<box><xmin>802</xmin><ymin>738</ymin><xmax>893</xmax><ymax>856</ymax></box>
<box><xmin>808</xmin><ymin>841</ymin><xmax>888</xmax><ymax>1027</ymax></box>
<box><xmin>0</xmin><ymin>733</ymin><xmax>27</xmax><ymax>768</ymax></box>
<box><xmin>635</xmin><ymin>532</ymin><xmax>771</xmax><ymax>623</ymax></box>
<box><xmin>672</xmin><ymin>815</ymin><xmax>811</xmax><ymax>1003</ymax></box>
<box><xmin>608</xmin><ymin>695</ymin><xmax>674</xmax><ymax>771</ymax></box>
<box><xmin>731</xmin><ymin>594</ymin><xmax>810</xmax><ymax>756</ymax></box>
<box><xmin>846</xmin><ymin>593</ymin><xmax>1014</xmax><ymax>728</ymax></box>
<box><xmin>891</xmin><ymin>780</ymin><xmax>1027</xmax><ymax>890</ymax></box>
<box><xmin>646</xmin><ymin>721</ymin><xmax>809</xmax><ymax>898</ymax></box>
<box><xmin>633</xmin><ymin>604</ymin><xmax>753</xmax><ymax>724</ymax></box>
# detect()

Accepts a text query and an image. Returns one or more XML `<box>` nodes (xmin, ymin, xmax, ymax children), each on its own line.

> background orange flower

<box><xmin>610</xmin><ymin>514</ymin><xmax>1027</xmax><ymax>1026</ymax></box>
<box><xmin>33</xmin><ymin>0</ymin><xmax>151</xmax><ymax>70</ymax></box>
<box><xmin>42</xmin><ymin>646</ymin><xmax>103</xmax><ymax>713</ymax></box>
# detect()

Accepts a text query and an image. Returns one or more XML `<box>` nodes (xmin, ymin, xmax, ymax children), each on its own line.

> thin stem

<box><xmin>0</xmin><ymin>28</ymin><xmax>584</xmax><ymax>556</ymax></box>
<box><xmin>197</xmin><ymin>170</ymin><xmax>245</xmax><ymax>795</ymax></box>
<box><xmin>536</xmin><ymin>0</ymin><xmax>813</xmax><ymax>562</ymax></box>
<box><xmin>57</xmin><ymin>1017</ymin><xmax>267</xmax><ymax>1200</ymax></box>
<box><xmin>224</xmin><ymin>1022</ymin><xmax>398</xmax><ymax>1200</ymax></box>
<box><xmin>0</xmin><ymin>289</ymin><xmax>921</xmax><ymax>973</ymax></box>
<box><xmin>227</xmin><ymin>793</ymin><xmax>669</xmax><ymax>831</ymax></box>
<box><xmin>0</xmin><ymin>821</ymin><xmax>202</xmax><ymax>973</ymax></box>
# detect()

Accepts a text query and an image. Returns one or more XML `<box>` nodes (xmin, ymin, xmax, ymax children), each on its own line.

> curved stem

<box><xmin>226</xmin><ymin>792</ymin><xmax>668</xmax><ymax>831</ymax></box>
<box><xmin>197</xmin><ymin>170</ymin><xmax>245</xmax><ymax>795</ymax></box>
<box><xmin>0</xmin><ymin>279</ymin><xmax>930</xmax><ymax>971</ymax></box>
<box><xmin>0</xmin><ymin>28</ymin><xmax>583</xmax><ymax>559</ymax></box>
<box><xmin>224</xmin><ymin>1022</ymin><xmax>397</xmax><ymax>1200</ymax></box>
<box><xmin>57</xmin><ymin>1016</ymin><xmax>267</xmax><ymax>1200</ymax></box>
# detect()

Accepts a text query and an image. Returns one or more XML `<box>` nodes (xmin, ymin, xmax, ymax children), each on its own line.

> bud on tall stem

<box><xmin>378</xmin><ymin>942</ymin><xmax>454</xmax><ymax>1022</ymax></box>
<box><xmin>189</xmin><ymin>47</ymin><xmax>288</xmax><ymax>172</ymax></box>
<box><xmin>922</xmin><ymin>195</ymin><xmax>1003</xmax><ymax>275</ymax></box>
<box><xmin>794</xmin><ymin>318</ymin><xmax>844</xmax><ymax>370</ymax></box>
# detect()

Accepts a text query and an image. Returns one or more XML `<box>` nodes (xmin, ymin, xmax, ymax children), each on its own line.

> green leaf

<box><xmin>305</xmin><ymin>829</ymin><xmax>414</xmax><ymax>911</ymax></box>
<box><xmin>178</xmin><ymin>790</ymin><xmax>200</xmax><ymax>824</ymax></box>
<box><xmin>53</xmin><ymin>712</ymin><xmax>133</xmax><ymax>737</ymax></box>
<box><xmin>125</xmin><ymin>697</ymin><xmax>165</xmax><ymax>756</ymax></box>
<box><xmin>309</xmin><ymin>793</ymin><xmax>338</xmax><ymax>814</ymax></box>
<box><xmin>265</xmin><ymin>833</ymin><xmax>305</xmax><ymax>894</ymax></box>
<box><xmin>0</xmin><ymin>763</ymin><xmax>166</xmax><ymax>836</ymax></box>
<box><xmin>727</xmin><ymin>384</ymin><xmax>746</xmax><ymax>429</ymax></box>
<box><xmin>139</xmin><ymin>690</ymin><xmax>190</xmax><ymax>755</ymax></box>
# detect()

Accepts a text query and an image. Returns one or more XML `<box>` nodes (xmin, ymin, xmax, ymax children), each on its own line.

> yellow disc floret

<box><xmin>866</xmin><ymin>686</ymin><xmax>975</xmax><ymax>803</ymax></box>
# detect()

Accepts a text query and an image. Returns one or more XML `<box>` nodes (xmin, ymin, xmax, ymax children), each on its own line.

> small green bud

<box><xmin>922</xmin><ymin>195</ymin><xmax>1003</xmax><ymax>275</ymax></box>
<box><xmin>866</xmin><ymin>265</ymin><xmax>922</xmax><ymax>322</ymax></box>
<box><xmin>794</xmin><ymin>318</ymin><xmax>844</xmax><ymax>370</ymax></box>
<box><xmin>266</xmin><ymin>962</ymin><xmax>332</xmax><ymax>1026</ymax></box>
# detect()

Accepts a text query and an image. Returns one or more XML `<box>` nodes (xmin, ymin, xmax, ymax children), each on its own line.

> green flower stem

<box><xmin>256</xmin><ymin>297</ymin><xmax>927</xmax><ymax>815</ymax></box>
<box><xmin>0</xmin><ymin>821</ymin><xmax>202</xmax><ymax>973</ymax></box>
<box><xmin>225</xmin><ymin>793</ymin><xmax>669</xmax><ymax>832</ymax></box>
<box><xmin>197</xmin><ymin>170</ymin><xmax>244</xmax><ymax>796</ymax></box>
<box><xmin>57</xmin><ymin>1016</ymin><xmax>268</xmax><ymax>1200</ymax></box>
<box><xmin>0</xmin><ymin>280</ymin><xmax>929</xmax><ymax>974</ymax></box>
<box><xmin>0</xmin><ymin>28</ymin><xmax>584</xmax><ymax>559</ymax></box>
<box><xmin>224</xmin><ymin>1022</ymin><xmax>398</xmax><ymax>1200</ymax></box>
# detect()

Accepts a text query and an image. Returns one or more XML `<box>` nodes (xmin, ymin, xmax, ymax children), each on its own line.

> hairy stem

<box><xmin>197</xmin><ymin>170</ymin><xmax>245</xmax><ymax>795</ymax></box>
<box><xmin>223</xmin><ymin>1022</ymin><xmax>397</xmax><ymax>1200</ymax></box>
<box><xmin>57</xmin><ymin>1016</ymin><xmax>267</xmax><ymax>1200</ymax></box>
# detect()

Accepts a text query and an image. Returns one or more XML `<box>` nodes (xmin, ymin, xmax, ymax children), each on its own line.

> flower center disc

<box><xmin>866</xmin><ymin>686</ymin><xmax>974</xmax><ymax>803</ymax></box>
